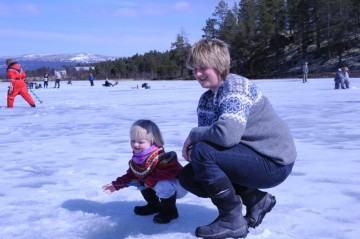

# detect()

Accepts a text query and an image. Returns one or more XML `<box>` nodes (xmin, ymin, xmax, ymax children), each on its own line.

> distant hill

<box><xmin>0</xmin><ymin>53</ymin><xmax>115</xmax><ymax>75</ymax></box>
<box><xmin>272</xmin><ymin>42</ymin><xmax>360</xmax><ymax>78</ymax></box>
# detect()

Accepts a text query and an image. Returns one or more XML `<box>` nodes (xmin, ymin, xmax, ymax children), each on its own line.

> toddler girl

<box><xmin>102</xmin><ymin>119</ymin><xmax>186</xmax><ymax>224</ymax></box>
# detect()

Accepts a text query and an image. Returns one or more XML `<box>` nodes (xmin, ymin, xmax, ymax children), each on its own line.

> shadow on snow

<box><xmin>62</xmin><ymin>198</ymin><xmax>217</xmax><ymax>238</ymax></box>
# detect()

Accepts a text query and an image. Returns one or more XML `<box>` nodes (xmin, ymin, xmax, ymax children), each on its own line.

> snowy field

<box><xmin>0</xmin><ymin>78</ymin><xmax>359</xmax><ymax>239</ymax></box>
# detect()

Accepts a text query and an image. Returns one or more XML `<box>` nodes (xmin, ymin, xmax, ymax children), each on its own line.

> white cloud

<box><xmin>172</xmin><ymin>1</ymin><xmax>191</xmax><ymax>11</ymax></box>
<box><xmin>22</xmin><ymin>4</ymin><xmax>41</xmax><ymax>15</ymax></box>
<box><xmin>113</xmin><ymin>7</ymin><xmax>137</xmax><ymax>17</ymax></box>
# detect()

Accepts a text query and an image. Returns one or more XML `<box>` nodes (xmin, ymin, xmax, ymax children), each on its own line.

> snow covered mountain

<box><xmin>0</xmin><ymin>53</ymin><xmax>115</xmax><ymax>74</ymax></box>
<box><xmin>13</xmin><ymin>53</ymin><xmax>116</xmax><ymax>63</ymax></box>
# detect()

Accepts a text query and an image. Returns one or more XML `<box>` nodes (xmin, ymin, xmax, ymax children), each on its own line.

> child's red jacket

<box><xmin>112</xmin><ymin>147</ymin><xmax>183</xmax><ymax>190</ymax></box>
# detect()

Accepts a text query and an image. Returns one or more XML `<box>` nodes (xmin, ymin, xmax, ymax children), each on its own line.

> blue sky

<box><xmin>0</xmin><ymin>0</ymin><xmax>235</xmax><ymax>57</ymax></box>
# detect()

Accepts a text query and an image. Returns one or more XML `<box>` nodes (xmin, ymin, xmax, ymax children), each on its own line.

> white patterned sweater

<box><xmin>189</xmin><ymin>74</ymin><xmax>297</xmax><ymax>165</ymax></box>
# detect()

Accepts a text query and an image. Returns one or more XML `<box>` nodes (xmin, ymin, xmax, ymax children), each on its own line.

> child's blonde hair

<box><xmin>130</xmin><ymin>119</ymin><xmax>164</xmax><ymax>146</ymax></box>
<box><xmin>186</xmin><ymin>38</ymin><xmax>231</xmax><ymax>80</ymax></box>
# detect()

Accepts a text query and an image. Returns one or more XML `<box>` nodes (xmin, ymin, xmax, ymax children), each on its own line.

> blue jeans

<box><xmin>179</xmin><ymin>141</ymin><xmax>293</xmax><ymax>197</ymax></box>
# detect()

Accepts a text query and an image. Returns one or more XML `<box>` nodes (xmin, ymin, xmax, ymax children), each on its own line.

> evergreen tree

<box><xmin>212</xmin><ymin>0</ymin><xmax>230</xmax><ymax>38</ymax></box>
<box><xmin>170</xmin><ymin>29</ymin><xmax>191</xmax><ymax>78</ymax></box>
<box><xmin>213</xmin><ymin>0</ymin><xmax>230</xmax><ymax>24</ymax></box>
<box><xmin>202</xmin><ymin>18</ymin><xmax>218</xmax><ymax>39</ymax></box>
<box><xmin>218</xmin><ymin>9</ymin><xmax>237</xmax><ymax>45</ymax></box>
<box><xmin>238</xmin><ymin>0</ymin><xmax>258</xmax><ymax>50</ymax></box>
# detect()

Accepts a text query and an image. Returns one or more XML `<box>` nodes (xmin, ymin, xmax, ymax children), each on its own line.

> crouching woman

<box><xmin>179</xmin><ymin>39</ymin><xmax>297</xmax><ymax>239</ymax></box>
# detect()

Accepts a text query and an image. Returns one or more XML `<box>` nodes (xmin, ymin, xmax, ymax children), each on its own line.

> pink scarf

<box><xmin>132</xmin><ymin>145</ymin><xmax>159</xmax><ymax>164</ymax></box>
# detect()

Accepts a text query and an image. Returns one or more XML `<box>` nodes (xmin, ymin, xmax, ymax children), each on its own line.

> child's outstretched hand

<box><xmin>102</xmin><ymin>183</ymin><xmax>116</xmax><ymax>194</ymax></box>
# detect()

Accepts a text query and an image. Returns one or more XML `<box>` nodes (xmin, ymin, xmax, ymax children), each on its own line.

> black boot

<box><xmin>195</xmin><ymin>178</ymin><xmax>248</xmax><ymax>239</ymax></box>
<box><xmin>233</xmin><ymin>184</ymin><xmax>276</xmax><ymax>228</ymax></box>
<box><xmin>153</xmin><ymin>193</ymin><xmax>179</xmax><ymax>224</ymax></box>
<box><xmin>134</xmin><ymin>188</ymin><xmax>160</xmax><ymax>216</ymax></box>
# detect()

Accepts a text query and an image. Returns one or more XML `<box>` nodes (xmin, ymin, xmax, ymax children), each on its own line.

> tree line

<box><xmin>26</xmin><ymin>0</ymin><xmax>359</xmax><ymax>80</ymax></box>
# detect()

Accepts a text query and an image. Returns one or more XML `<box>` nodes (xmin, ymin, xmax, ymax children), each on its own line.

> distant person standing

<box><xmin>43</xmin><ymin>72</ymin><xmax>49</xmax><ymax>88</ymax></box>
<box><xmin>5</xmin><ymin>58</ymin><xmax>36</xmax><ymax>108</ymax></box>
<box><xmin>334</xmin><ymin>66</ymin><xmax>349</xmax><ymax>89</ymax></box>
<box><xmin>54</xmin><ymin>71</ymin><xmax>61</xmax><ymax>88</ymax></box>
<box><xmin>343</xmin><ymin>66</ymin><xmax>350</xmax><ymax>89</ymax></box>
<box><xmin>302</xmin><ymin>62</ymin><xmax>309</xmax><ymax>83</ymax></box>
<box><xmin>89</xmin><ymin>73</ymin><xmax>95</xmax><ymax>86</ymax></box>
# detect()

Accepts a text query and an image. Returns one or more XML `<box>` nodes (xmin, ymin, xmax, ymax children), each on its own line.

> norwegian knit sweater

<box><xmin>112</xmin><ymin>147</ymin><xmax>182</xmax><ymax>190</ymax></box>
<box><xmin>189</xmin><ymin>74</ymin><xmax>297</xmax><ymax>165</ymax></box>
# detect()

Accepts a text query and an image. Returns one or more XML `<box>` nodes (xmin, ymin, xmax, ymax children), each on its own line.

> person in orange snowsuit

<box><xmin>6</xmin><ymin>58</ymin><xmax>36</xmax><ymax>108</ymax></box>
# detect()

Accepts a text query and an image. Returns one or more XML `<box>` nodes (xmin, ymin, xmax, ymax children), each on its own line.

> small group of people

<box><xmin>102</xmin><ymin>39</ymin><xmax>297</xmax><ymax>239</ymax></box>
<box><xmin>302</xmin><ymin>61</ymin><xmax>351</xmax><ymax>90</ymax></box>
<box><xmin>141</xmin><ymin>82</ymin><xmax>151</xmax><ymax>89</ymax></box>
<box><xmin>334</xmin><ymin>66</ymin><xmax>350</xmax><ymax>89</ymax></box>
<box><xmin>40</xmin><ymin>71</ymin><xmax>61</xmax><ymax>88</ymax></box>
<box><xmin>28</xmin><ymin>81</ymin><xmax>43</xmax><ymax>89</ymax></box>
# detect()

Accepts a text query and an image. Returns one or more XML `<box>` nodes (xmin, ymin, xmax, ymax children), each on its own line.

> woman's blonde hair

<box><xmin>186</xmin><ymin>39</ymin><xmax>231</xmax><ymax>79</ymax></box>
<box><xmin>130</xmin><ymin>119</ymin><xmax>164</xmax><ymax>146</ymax></box>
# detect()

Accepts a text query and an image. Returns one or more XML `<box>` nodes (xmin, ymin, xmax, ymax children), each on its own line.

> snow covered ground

<box><xmin>0</xmin><ymin>78</ymin><xmax>359</xmax><ymax>239</ymax></box>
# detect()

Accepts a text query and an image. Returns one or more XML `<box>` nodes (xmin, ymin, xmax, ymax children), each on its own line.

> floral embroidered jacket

<box><xmin>111</xmin><ymin>147</ymin><xmax>182</xmax><ymax>190</ymax></box>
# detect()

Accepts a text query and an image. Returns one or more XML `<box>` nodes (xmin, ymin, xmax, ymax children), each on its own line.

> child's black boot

<box><xmin>153</xmin><ymin>193</ymin><xmax>179</xmax><ymax>224</ymax></box>
<box><xmin>134</xmin><ymin>188</ymin><xmax>160</xmax><ymax>216</ymax></box>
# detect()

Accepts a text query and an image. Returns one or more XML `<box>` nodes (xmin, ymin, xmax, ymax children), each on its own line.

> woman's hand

<box><xmin>182</xmin><ymin>135</ymin><xmax>194</xmax><ymax>161</ymax></box>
